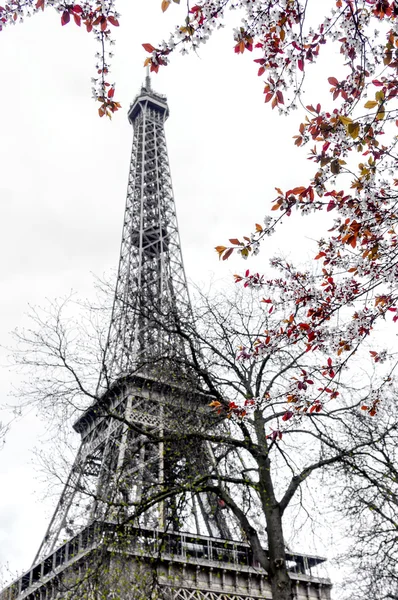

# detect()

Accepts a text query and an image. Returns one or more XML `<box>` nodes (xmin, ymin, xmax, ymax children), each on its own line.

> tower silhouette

<box><xmin>0</xmin><ymin>80</ymin><xmax>332</xmax><ymax>600</ymax></box>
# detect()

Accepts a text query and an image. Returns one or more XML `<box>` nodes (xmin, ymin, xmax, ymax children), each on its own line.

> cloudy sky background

<box><xmin>0</xmin><ymin>0</ymin><xmax>346</xmax><ymax>587</ymax></box>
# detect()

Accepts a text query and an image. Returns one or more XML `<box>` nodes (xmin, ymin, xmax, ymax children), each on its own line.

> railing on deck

<box><xmin>0</xmin><ymin>522</ymin><xmax>328</xmax><ymax>600</ymax></box>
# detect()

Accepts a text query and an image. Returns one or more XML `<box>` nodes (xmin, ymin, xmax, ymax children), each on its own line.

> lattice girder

<box><xmin>34</xmin><ymin>375</ymin><xmax>233</xmax><ymax>563</ymax></box>
<box><xmin>102</xmin><ymin>83</ymin><xmax>191</xmax><ymax>383</ymax></box>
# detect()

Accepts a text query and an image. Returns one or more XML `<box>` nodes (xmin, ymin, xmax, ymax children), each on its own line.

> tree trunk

<box><xmin>252</xmin><ymin>409</ymin><xmax>293</xmax><ymax>600</ymax></box>
<box><xmin>265</xmin><ymin>505</ymin><xmax>293</xmax><ymax>600</ymax></box>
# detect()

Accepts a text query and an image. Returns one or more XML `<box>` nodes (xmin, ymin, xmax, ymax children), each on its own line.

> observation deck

<box><xmin>0</xmin><ymin>523</ymin><xmax>332</xmax><ymax>600</ymax></box>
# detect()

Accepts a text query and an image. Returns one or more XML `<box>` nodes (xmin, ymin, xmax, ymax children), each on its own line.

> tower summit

<box><xmin>0</xmin><ymin>81</ymin><xmax>332</xmax><ymax>600</ymax></box>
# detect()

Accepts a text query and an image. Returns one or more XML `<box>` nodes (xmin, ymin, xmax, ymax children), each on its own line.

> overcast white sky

<box><xmin>0</xmin><ymin>0</ymin><xmax>343</xmax><ymax>587</ymax></box>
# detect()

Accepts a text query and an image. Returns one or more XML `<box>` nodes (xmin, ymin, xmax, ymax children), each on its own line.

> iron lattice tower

<box><xmin>32</xmin><ymin>77</ymin><xmax>233</xmax><ymax>565</ymax></box>
<box><xmin>0</xmin><ymin>80</ymin><xmax>332</xmax><ymax>600</ymax></box>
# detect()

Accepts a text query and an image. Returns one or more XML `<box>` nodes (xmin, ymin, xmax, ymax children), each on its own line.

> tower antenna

<box><xmin>145</xmin><ymin>64</ymin><xmax>151</xmax><ymax>91</ymax></box>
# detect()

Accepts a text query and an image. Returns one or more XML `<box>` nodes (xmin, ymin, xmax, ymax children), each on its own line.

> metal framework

<box><xmin>0</xmin><ymin>79</ymin><xmax>332</xmax><ymax>600</ymax></box>
<box><xmin>33</xmin><ymin>78</ymin><xmax>232</xmax><ymax>566</ymax></box>
<box><xmin>102</xmin><ymin>75</ymin><xmax>192</xmax><ymax>384</ymax></box>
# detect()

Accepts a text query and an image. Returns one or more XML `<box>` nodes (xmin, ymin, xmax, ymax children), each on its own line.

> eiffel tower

<box><xmin>0</xmin><ymin>79</ymin><xmax>332</xmax><ymax>600</ymax></box>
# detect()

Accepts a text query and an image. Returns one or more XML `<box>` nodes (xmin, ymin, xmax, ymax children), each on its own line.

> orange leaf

<box><xmin>290</xmin><ymin>186</ymin><xmax>306</xmax><ymax>195</ymax></box>
<box><xmin>215</xmin><ymin>245</ymin><xmax>227</xmax><ymax>258</ymax></box>
<box><xmin>255</xmin><ymin>223</ymin><xmax>263</xmax><ymax>232</ymax></box>
<box><xmin>161</xmin><ymin>0</ymin><xmax>170</xmax><ymax>11</ymax></box>
<box><xmin>229</xmin><ymin>238</ymin><xmax>241</xmax><ymax>245</ymax></box>
<box><xmin>209</xmin><ymin>400</ymin><xmax>221</xmax><ymax>408</ymax></box>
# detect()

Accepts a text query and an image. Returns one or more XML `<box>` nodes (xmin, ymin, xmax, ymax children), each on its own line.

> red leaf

<box><xmin>108</xmin><ymin>87</ymin><xmax>115</xmax><ymax>98</ymax></box>
<box><xmin>222</xmin><ymin>248</ymin><xmax>234</xmax><ymax>261</ymax></box>
<box><xmin>327</xmin><ymin>200</ymin><xmax>336</xmax><ymax>212</ymax></box>
<box><xmin>143</xmin><ymin>43</ymin><xmax>156</xmax><ymax>53</ymax></box>
<box><xmin>101</xmin><ymin>17</ymin><xmax>107</xmax><ymax>31</ymax></box>
<box><xmin>108</xmin><ymin>15</ymin><xmax>119</xmax><ymax>26</ymax></box>
<box><xmin>328</xmin><ymin>77</ymin><xmax>338</xmax><ymax>86</ymax></box>
<box><xmin>73</xmin><ymin>4</ymin><xmax>82</xmax><ymax>12</ymax></box>
<box><xmin>298</xmin><ymin>58</ymin><xmax>304</xmax><ymax>71</ymax></box>
<box><xmin>73</xmin><ymin>13</ymin><xmax>81</xmax><ymax>26</ymax></box>
<box><xmin>276</xmin><ymin>90</ymin><xmax>284</xmax><ymax>105</ymax></box>
<box><xmin>258</xmin><ymin>66</ymin><xmax>265</xmax><ymax>77</ymax></box>
<box><xmin>282</xmin><ymin>410</ymin><xmax>293</xmax><ymax>421</ymax></box>
<box><xmin>61</xmin><ymin>10</ymin><xmax>70</xmax><ymax>25</ymax></box>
